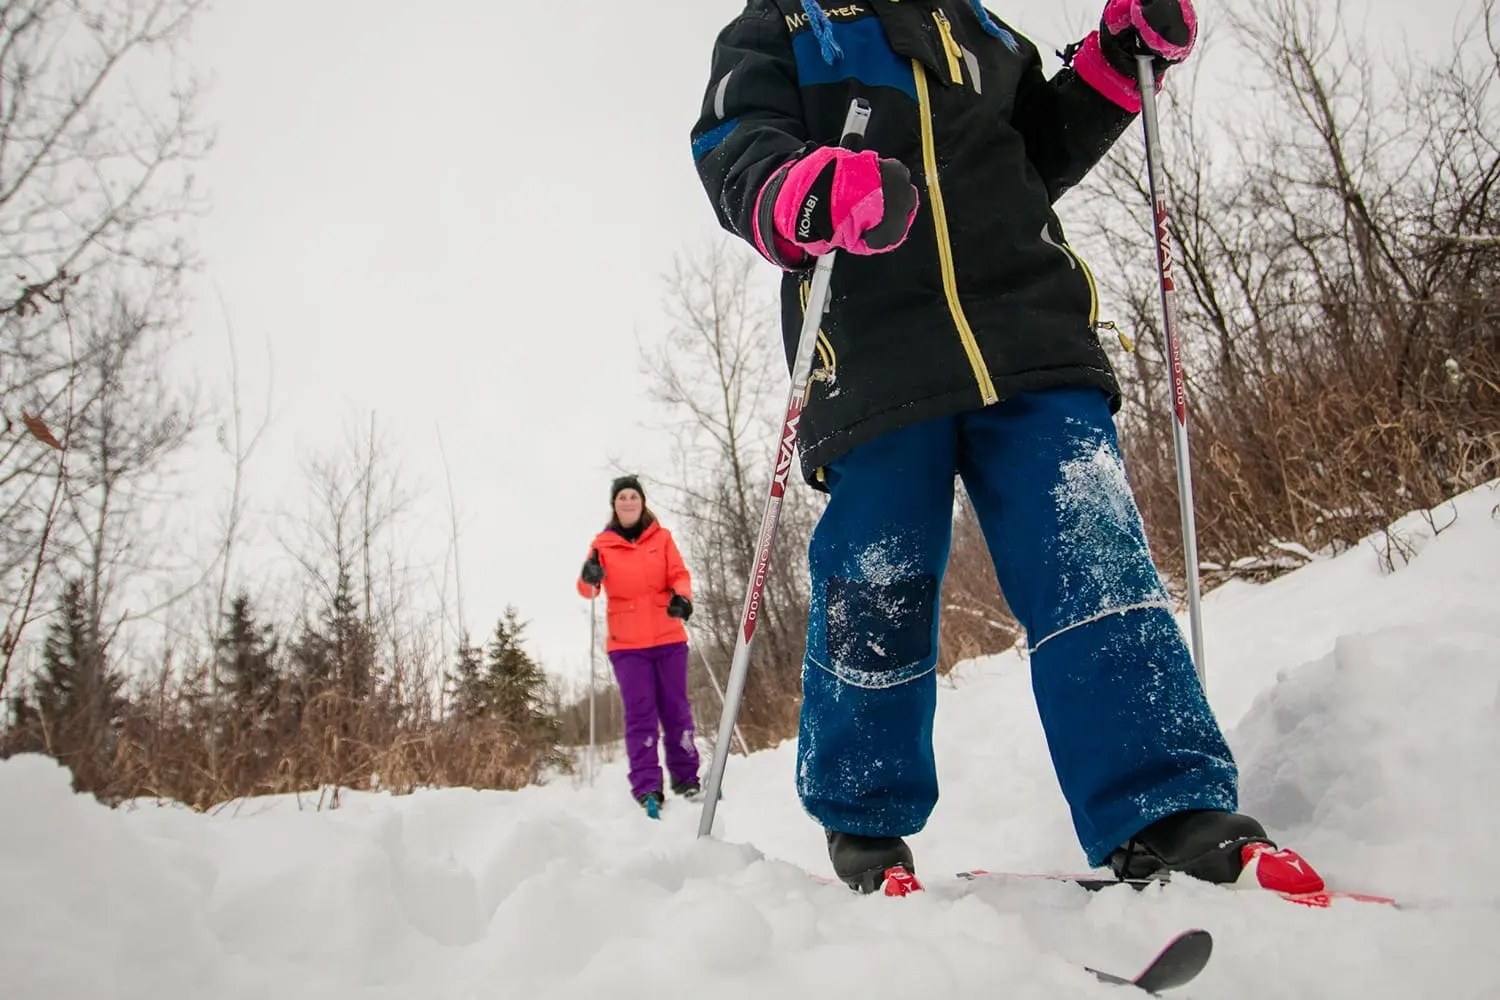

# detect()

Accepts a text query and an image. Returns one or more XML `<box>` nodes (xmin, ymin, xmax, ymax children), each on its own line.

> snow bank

<box><xmin>2</xmin><ymin>482</ymin><xmax>1498</xmax><ymax>998</ymax></box>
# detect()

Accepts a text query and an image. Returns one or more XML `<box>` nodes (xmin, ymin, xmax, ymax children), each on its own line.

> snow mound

<box><xmin>2</xmin><ymin>481</ymin><xmax>1498</xmax><ymax>998</ymax></box>
<box><xmin>0</xmin><ymin>755</ymin><xmax>244</xmax><ymax>999</ymax></box>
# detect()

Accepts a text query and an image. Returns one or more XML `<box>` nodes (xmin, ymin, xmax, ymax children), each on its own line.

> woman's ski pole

<box><xmin>690</xmin><ymin>627</ymin><xmax>751</xmax><ymax>757</ymax></box>
<box><xmin>588</xmin><ymin>591</ymin><xmax>598</xmax><ymax>785</ymax></box>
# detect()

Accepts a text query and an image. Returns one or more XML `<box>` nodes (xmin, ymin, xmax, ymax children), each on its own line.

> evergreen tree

<box><xmin>216</xmin><ymin>592</ymin><xmax>280</xmax><ymax>732</ymax></box>
<box><xmin>446</xmin><ymin>636</ymin><xmax>488</xmax><ymax>721</ymax></box>
<box><xmin>483</xmin><ymin>607</ymin><xmax>560</xmax><ymax>745</ymax></box>
<box><xmin>288</xmin><ymin>616</ymin><xmax>331</xmax><ymax>716</ymax></box>
<box><xmin>29</xmin><ymin>579</ymin><xmax>128</xmax><ymax>784</ymax></box>
<box><xmin>288</xmin><ymin>570</ymin><xmax>377</xmax><ymax>705</ymax></box>
<box><xmin>326</xmin><ymin>572</ymin><xmax>376</xmax><ymax>700</ymax></box>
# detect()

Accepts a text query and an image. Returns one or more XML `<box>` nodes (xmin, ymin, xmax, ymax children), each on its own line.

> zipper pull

<box><xmin>932</xmin><ymin>10</ymin><xmax>965</xmax><ymax>85</ymax></box>
<box><xmin>1096</xmin><ymin>320</ymin><xmax>1134</xmax><ymax>352</ymax></box>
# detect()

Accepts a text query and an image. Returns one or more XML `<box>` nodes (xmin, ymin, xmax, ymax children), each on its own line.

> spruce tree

<box><xmin>446</xmin><ymin>636</ymin><xmax>489</xmax><ymax>722</ymax></box>
<box><xmin>288</xmin><ymin>570</ymin><xmax>377</xmax><ymax>705</ymax></box>
<box><xmin>216</xmin><ymin>592</ymin><xmax>280</xmax><ymax>732</ymax></box>
<box><xmin>483</xmin><ymin>607</ymin><xmax>560</xmax><ymax>746</ymax></box>
<box><xmin>29</xmin><ymin>579</ymin><xmax>128</xmax><ymax>785</ymax></box>
<box><xmin>324</xmin><ymin>571</ymin><xmax>375</xmax><ymax>700</ymax></box>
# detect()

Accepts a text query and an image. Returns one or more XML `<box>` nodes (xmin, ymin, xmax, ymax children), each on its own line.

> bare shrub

<box><xmin>1079</xmin><ymin>0</ymin><xmax>1500</xmax><ymax>588</ymax></box>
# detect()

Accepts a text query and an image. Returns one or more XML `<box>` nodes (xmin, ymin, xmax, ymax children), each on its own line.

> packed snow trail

<box><xmin>2</xmin><ymin>482</ymin><xmax>1498</xmax><ymax>999</ymax></box>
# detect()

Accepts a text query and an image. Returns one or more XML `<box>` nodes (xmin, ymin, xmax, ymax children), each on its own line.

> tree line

<box><xmin>3</xmin><ymin>0</ymin><xmax>1495</xmax><ymax>802</ymax></box>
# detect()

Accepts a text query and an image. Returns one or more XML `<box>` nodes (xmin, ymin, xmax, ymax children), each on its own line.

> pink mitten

<box><xmin>1071</xmin><ymin>0</ymin><xmax>1197</xmax><ymax>112</ymax></box>
<box><xmin>756</xmin><ymin>147</ymin><xmax>918</xmax><ymax>264</ymax></box>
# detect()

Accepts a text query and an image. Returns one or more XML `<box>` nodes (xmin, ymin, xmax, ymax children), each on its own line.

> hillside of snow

<box><xmin>3</xmin><ymin>481</ymin><xmax>1498</xmax><ymax>999</ymax></box>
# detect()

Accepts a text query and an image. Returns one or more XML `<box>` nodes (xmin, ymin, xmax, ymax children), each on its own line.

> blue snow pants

<box><xmin>795</xmin><ymin>387</ymin><xmax>1237</xmax><ymax>866</ymax></box>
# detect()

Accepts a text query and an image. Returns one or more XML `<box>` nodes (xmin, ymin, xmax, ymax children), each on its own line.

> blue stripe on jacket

<box><xmin>790</xmin><ymin>16</ymin><xmax>916</xmax><ymax>101</ymax></box>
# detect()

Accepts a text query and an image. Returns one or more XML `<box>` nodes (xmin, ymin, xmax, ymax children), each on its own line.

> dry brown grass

<box><xmin>3</xmin><ymin>672</ymin><xmax>569</xmax><ymax>810</ymax></box>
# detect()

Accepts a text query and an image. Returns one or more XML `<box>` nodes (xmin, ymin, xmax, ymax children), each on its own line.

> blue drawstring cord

<box><xmin>799</xmin><ymin>0</ymin><xmax>844</xmax><ymax>63</ymax></box>
<box><xmin>968</xmin><ymin>0</ymin><xmax>1020</xmax><ymax>52</ymax></box>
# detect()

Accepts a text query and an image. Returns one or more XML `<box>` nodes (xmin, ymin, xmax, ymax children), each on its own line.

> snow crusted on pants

<box><xmin>796</xmin><ymin>387</ymin><xmax>1237</xmax><ymax>864</ymax></box>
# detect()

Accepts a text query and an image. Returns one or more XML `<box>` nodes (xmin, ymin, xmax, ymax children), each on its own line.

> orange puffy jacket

<box><xmin>576</xmin><ymin>520</ymin><xmax>693</xmax><ymax>653</ymax></box>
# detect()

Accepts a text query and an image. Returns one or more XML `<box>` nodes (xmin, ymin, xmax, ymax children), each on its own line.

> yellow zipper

<box><xmin>1063</xmin><ymin>243</ymin><xmax>1100</xmax><ymax>326</ymax></box>
<box><xmin>798</xmin><ymin>279</ymin><xmax>838</xmax><ymax>400</ymax></box>
<box><xmin>932</xmin><ymin>10</ymin><xmax>965</xmax><ymax>85</ymax></box>
<box><xmin>914</xmin><ymin>60</ymin><xmax>998</xmax><ymax>405</ymax></box>
<box><xmin>815</xmin><ymin>332</ymin><xmax>836</xmax><ymax>376</ymax></box>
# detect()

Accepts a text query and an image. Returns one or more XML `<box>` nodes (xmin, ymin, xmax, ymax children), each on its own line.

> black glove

<box><xmin>1097</xmin><ymin>0</ymin><xmax>1197</xmax><ymax>81</ymax></box>
<box><xmin>581</xmin><ymin>550</ymin><xmax>604</xmax><ymax>586</ymax></box>
<box><xmin>667</xmin><ymin>594</ymin><xmax>693</xmax><ymax>620</ymax></box>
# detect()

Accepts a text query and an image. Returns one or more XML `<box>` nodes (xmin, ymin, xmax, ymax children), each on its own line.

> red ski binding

<box><xmin>882</xmin><ymin>866</ymin><xmax>924</xmax><ymax>896</ymax></box>
<box><xmin>1237</xmin><ymin>842</ymin><xmax>1326</xmax><ymax>895</ymax></box>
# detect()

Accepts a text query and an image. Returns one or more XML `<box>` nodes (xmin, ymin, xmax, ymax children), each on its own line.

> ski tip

<box><xmin>1087</xmin><ymin>929</ymin><xmax>1212</xmax><ymax>994</ymax></box>
<box><xmin>1161</xmin><ymin>927</ymin><xmax>1213</xmax><ymax>958</ymax></box>
<box><xmin>1132</xmin><ymin>928</ymin><xmax>1213</xmax><ymax>994</ymax></box>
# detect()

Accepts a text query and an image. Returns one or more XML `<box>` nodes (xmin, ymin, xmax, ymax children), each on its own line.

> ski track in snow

<box><xmin>3</xmin><ymin>482</ymin><xmax>1500</xmax><ymax>999</ymax></box>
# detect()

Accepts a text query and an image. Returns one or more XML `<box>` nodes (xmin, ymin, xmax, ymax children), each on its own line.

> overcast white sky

<box><xmin>169</xmin><ymin>0</ymin><xmax>1477</xmax><ymax>683</ymax></box>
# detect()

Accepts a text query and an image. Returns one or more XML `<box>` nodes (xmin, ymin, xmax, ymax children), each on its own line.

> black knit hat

<box><xmin>610</xmin><ymin>475</ymin><xmax>644</xmax><ymax>504</ymax></box>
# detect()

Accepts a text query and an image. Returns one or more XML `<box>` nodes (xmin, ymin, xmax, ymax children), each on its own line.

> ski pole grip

<box><xmin>838</xmin><ymin>97</ymin><xmax>872</xmax><ymax>151</ymax></box>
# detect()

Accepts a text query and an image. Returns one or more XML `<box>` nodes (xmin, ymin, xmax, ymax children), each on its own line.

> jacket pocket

<box><xmin>606</xmin><ymin>599</ymin><xmax>637</xmax><ymax>644</ymax></box>
<box><xmin>1039</xmin><ymin>220</ymin><xmax>1100</xmax><ymax>327</ymax></box>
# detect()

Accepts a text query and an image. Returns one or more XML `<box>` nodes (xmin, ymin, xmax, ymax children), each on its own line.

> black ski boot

<box><xmin>826</xmin><ymin>829</ymin><xmax>916</xmax><ymax>894</ymax></box>
<box><xmin>671</xmin><ymin>779</ymin><xmax>702</xmax><ymax>801</ymax></box>
<box><xmin>1107</xmin><ymin>809</ymin><xmax>1272</xmax><ymax>884</ymax></box>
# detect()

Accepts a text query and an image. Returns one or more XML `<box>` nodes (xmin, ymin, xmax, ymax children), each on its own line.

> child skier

<box><xmin>690</xmin><ymin>0</ymin><xmax>1324</xmax><ymax>894</ymax></box>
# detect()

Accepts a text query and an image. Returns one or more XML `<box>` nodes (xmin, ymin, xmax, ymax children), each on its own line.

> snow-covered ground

<box><xmin>4</xmin><ymin>481</ymin><xmax>1499</xmax><ymax>999</ymax></box>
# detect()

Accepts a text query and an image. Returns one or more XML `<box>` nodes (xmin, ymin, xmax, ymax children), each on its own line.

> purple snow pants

<box><xmin>608</xmin><ymin>641</ymin><xmax>700</xmax><ymax>800</ymax></box>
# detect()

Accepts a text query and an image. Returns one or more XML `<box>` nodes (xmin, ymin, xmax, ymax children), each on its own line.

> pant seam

<box><xmin>1030</xmin><ymin>599</ymin><xmax>1178</xmax><ymax>653</ymax></box>
<box><xmin>805</xmin><ymin>651</ymin><xmax>938</xmax><ymax>690</ymax></box>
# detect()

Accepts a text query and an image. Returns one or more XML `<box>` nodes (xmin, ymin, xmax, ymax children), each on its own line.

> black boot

<box><xmin>826</xmin><ymin>829</ymin><xmax>915</xmax><ymax>894</ymax></box>
<box><xmin>671</xmin><ymin>778</ymin><xmax>702</xmax><ymax>800</ymax></box>
<box><xmin>1107</xmin><ymin>809</ymin><xmax>1272</xmax><ymax>884</ymax></box>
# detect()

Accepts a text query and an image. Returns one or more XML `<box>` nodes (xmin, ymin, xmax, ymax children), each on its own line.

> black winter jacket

<box><xmin>690</xmin><ymin>0</ymin><xmax>1136</xmax><ymax>488</ymax></box>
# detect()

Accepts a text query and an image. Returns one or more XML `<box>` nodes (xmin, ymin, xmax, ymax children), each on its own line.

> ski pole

<box><xmin>689</xmin><ymin>627</ymin><xmax>751</xmax><ymax>757</ymax></box>
<box><xmin>588</xmin><ymin>590</ymin><xmax>598</xmax><ymax>785</ymax></box>
<box><xmin>1136</xmin><ymin>55</ymin><xmax>1206</xmax><ymax>688</ymax></box>
<box><xmin>698</xmin><ymin>96</ymin><xmax>873</xmax><ymax>838</ymax></box>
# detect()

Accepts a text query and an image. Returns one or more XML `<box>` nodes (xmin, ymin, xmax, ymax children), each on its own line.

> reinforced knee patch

<box><xmin>819</xmin><ymin>573</ymin><xmax>938</xmax><ymax>689</ymax></box>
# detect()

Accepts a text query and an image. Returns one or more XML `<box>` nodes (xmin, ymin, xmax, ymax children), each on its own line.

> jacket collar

<box><xmin>597</xmin><ymin>520</ymin><xmax>660</xmax><ymax>548</ymax></box>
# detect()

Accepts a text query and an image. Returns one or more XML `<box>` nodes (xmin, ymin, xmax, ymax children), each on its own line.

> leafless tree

<box><xmin>1075</xmin><ymin>0</ymin><xmax>1500</xmax><ymax>582</ymax></box>
<box><xmin>0</xmin><ymin>0</ymin><xmax>210</xmax><ymax>678</ymax></box>
<box><xmin>638</xmin><ymin>240</ymin><xmax>830</xmax><ymax>744</ymax></box>
<box><xmin>61</xmin><ymin>293</ymin><xmax>197</xmax><ymax>638</ymax></box>
<box><xmin>1</xmin><ymin>287</ymin><xmax>195</xmax><ymax>712</ymax></box>
<box><xmin>202</xmin><ymin>305</ymin><xmax>276</xmax><ymax>776</ymax></box>
<box><xmin>0</xmin><ymin>0</ymin><xmax>210</xmax><ymax>319</ymax></box>
<box><xmin>277</xmin><ymin>414</ymin><xmax>432</xmax><ymax>703</ymax></box>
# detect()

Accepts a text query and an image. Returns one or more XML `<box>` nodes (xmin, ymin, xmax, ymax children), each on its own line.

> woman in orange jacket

<box><xmin>577</xmin><ymin>475</ymin><xmax>701</xmax><ymax>814</ymax></box>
